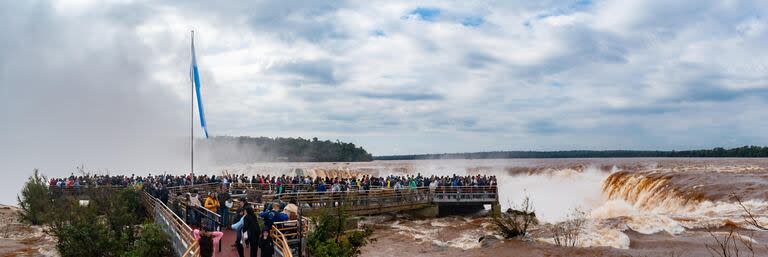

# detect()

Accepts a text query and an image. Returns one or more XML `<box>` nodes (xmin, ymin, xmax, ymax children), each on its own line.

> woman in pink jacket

<box><xmin>194</xmin><ymin>228</ymin><xmax>224</xmax><ymax>257</ymax></box>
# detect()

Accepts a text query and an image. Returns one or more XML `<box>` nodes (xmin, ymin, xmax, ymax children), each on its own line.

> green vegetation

<box><xmin>17</xmin><ymin>170</ymin><xmax>173</xmax><ymax>257</ymax></box>
<box><xmin>200</xmin><ymin>136</ymin><xmax>373</xmax><ymax>163</ymax></box>
<box><xmin>123</xmin><ymin>223</ymin><xmax>174</xmax><ymax>257</ymax></box>
<box><xmin>376</xmin><ymin>146</ymin><xmax>768</xmax><ymax>160</ymax></box>
<box><xmin>49</xmin><ymin>200</ymin><xmax>122</xmax><ymax>257</ymax></box>
<box><xmin>307</xmin><ymin>206</ymin><xmax>374</xmax><ymax>257</ymax></box>
<box><xmin>17</xmin><ymin>169</ymin><xmax>51</xmax><ymax>225</ymax></box>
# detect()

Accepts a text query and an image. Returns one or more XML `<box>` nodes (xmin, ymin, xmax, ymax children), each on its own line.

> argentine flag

<box><xmin>190</xmin><ymin>31</ymin><xmax>209</xmax><ymax>138</ymax></box>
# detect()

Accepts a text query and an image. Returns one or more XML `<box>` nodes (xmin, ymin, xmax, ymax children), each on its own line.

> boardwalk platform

<box><xmin>54</xmin><ymin>183</ymin><xmax>498</xmax><ymax>257</ymax></box>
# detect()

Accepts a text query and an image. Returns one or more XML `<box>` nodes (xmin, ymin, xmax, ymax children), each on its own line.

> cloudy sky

<box><xmin>2</xmin><ymin>0</ymin><xmax>768</xmax><ymax>185</ymax></box>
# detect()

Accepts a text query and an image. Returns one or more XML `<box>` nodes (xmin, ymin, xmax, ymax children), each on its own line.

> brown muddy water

<box><xmin>217</xmin><ymin>158</ymin><xmax>768</xmax><ymax>257</ymax></box>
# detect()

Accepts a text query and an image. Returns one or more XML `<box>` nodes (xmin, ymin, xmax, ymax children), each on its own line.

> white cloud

<box><xmin>2</xmin><ymin>0</ymin><xmax>768</xmax><ymax>180</ymax></box>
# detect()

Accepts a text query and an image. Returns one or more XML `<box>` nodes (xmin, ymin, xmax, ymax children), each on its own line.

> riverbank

<box><xmin>359</xmin><ymin>215</ymin><xmax>768</xmax><ymax>257</ymax></box>
<box><xmin>0</xmin><ymin>205</ymin><xmax>58</xmax><ymax>257</ymax></box>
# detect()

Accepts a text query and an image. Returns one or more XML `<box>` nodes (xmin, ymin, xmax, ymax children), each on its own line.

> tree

<box><xmin>122</xmin><ymin>223</ymin><xmax>174</xmax><ymax>257</ymax></box>
<box><xmin>307</xmin><ymin>205</ymin><xmax>374</xmax><ymax>257</ymax></box>
<box><xmin>89</xmin><ymin>188</ymin><xmax>145</xmax><ymax>246</ymax></box>
<box><xmin>550</xmin><ymin>208</ymin><xmax>587</xmax><ymax>247</ymax></box>
<box><xmin>199</xmin><ymin>136</ymin><xmax>374</xmax><ymax>163</ymax></box>
<box><xmin>492</xmin><ymin>196</ymin><xmax>538</xmax><ymax>239</ymax></box>
<box><xmin>49</xmin><ymin>201</ymin><xmax>121</xmax><ymax>257</ymax></box>
<box><xmin>17</xmin><ymin>169</ymin><xmax>51</xmax><ymax>225</ymax></box>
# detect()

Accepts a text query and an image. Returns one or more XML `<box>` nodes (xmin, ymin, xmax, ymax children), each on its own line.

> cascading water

<box><xmin>212</xmin><ymin>158</ymin><xmax>768</xmax><ymax>252</ymax></box>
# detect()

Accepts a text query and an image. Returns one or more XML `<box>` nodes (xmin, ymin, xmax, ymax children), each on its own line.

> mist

<box><xmin>0</xmin><ymin>1</ymin><xmax>198</xmax><ymax>205</ymax></box>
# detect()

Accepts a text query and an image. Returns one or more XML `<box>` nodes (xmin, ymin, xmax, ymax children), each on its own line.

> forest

<box><xmin>375</xmin><ymin>146</ymin><xmax>768</xmax><ymax>160</ymax></box>
<box><xmin>198</xmin><ymin>136</ymin><xmax>374</xmax><ymax>164</ymax></box>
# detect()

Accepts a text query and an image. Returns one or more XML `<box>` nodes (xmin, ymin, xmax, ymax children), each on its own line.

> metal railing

<box><xmin>167</xmin><ymin>183</ymin><xmax>222</xmax><ymax>196</ymax></box>
<box><xmin>48</xmin><ymin>185</ymin><xmax>127</xmax><ymax>196</ymax></box>
<box><xmin>177</xmin><ymin>202</ymin><xmax>223</xmax><ymax>231</ymax></box>
<box><xmin>431</xmin><ymin>186</ymin><xmax>498</xmax><ymax>203</ymax></box>
<box><xmin>273</xmin><ymin>218</ymin><xmax>310</xmax><ymax>239</ymax></box>
<box><xmin>141</xmin><ymin>192</ymin><xmax>199</xmax><ymax>257</ymax></box>
<box><xmin>260</xmin><ymin>186</ymin><xmax>497</xmax><ymax>215</ymax></box>
<box><xmin>271</xmin><ymin>225</ymin><xmax>294</xmax><ymax>257</ymax></box>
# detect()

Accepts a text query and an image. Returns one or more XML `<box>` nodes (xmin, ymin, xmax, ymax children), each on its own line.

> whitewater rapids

<box><xmin>212</xmin><ymin>158</ymin><xmax>768</xmax><ymax>251</ymax></box>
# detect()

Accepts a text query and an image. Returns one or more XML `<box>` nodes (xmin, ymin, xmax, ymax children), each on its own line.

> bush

<box><xmin>122</xmin><ymin>223</ymin><xmax>174</xmax><ymax>257</ymax></box>
<box><xmin>704</xmin><ymin>227</ymin><xmax>757</xmax><ymax>257</ymax></box>
<box><xmin>307</xmin><ymin>206</ymin><xmax>374</xmax><ymax>257</ymax></box>
<box><xmin>551</xmin><ymin>208</ymin><xmax>587</xmax><ymax>247</ymax></box>
<box><xmin>90</xmin><ymin>188</ymin><xmax>146</xmax><ymax>245</ymax></box>
<box><xmin>41</xmin><ymin>184</ymin><xmax>170</xmax><ymax>257</ymax></box>
<box><xmin>49</xmin><ymin>202</ymin><xmax>121</xmax><ymax>257</ymax></box>
<box><xmin>492</xmin><ymin>196</ymin><xmax>538</xmax><ymax>239</ymax></box>
<box><xmin>17</xmin><ymin>169</ymin><xmax>52</xmax><ymax>225</ymax></box>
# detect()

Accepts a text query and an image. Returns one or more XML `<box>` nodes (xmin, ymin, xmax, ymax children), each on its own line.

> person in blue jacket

<box><xmin>317</xmin><ymin>182</ymin><xmax>327</xmax><ymax>192</ymax></box>
<box><xmin>260</xmin><ymin>203</ymin><xmax>289</xmax><ymax>231</ymax></box>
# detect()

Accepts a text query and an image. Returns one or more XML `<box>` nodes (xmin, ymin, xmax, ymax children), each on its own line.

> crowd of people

<box><xmin>48</xmin><ymin>173</ymin><xmax>224</xmax><ymax>189</ymax></box>
<box><xmin>183</xmin><ymin>192</ymin><xmax>291</xmax><ymax>257</ymax></box>
<box><xmin>48</xmin><ymin>172</ymin><xmax>497</xmax><ymax>194</ymax></box>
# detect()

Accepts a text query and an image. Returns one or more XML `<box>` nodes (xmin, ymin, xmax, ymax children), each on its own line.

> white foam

<box><xmin>580</xmin><ymin>228</ymin><xmax>631</xmax><ymax>249</ymax></box>
<box><xmin>590</xmin><ymin>200</ymin><xmax>685</xmax><ymax>235</ymax></box>
<box><xmin>497</xmin><ymin>166</ymin><xmax>608</xmax><ymax>223</ymax></box>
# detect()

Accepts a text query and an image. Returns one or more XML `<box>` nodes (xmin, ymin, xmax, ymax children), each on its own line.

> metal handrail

<box><xmin>166</xmin><ymin>182</ymin><xmax>220</xmax><ymax>190</ymax></box>
<box><xmin>271</xmin><ymin>225</ymin><xmax>294</xmax><ymax>257</ymax></box>
<box><xmin>141</xmin><ymin>192</ymin><xmax>199</xmax><ymax>257</ymax></box>
<box><xmin>273</xmin><ymin>218</ymin><xmax>310</xmax><ymax>238</ymax></box>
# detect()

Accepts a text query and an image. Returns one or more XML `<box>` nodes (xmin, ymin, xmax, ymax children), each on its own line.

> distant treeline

<box><xmin>375</xmin><ymin>146</ymin><xmax>768</xmax><ymax>160</ymax></box>
<box><xmin>198</xmin><ymin>136</ymin><xmax>373</xmax><ymax>163</ymax></box>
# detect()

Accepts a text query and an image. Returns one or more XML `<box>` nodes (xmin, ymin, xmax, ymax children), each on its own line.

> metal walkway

<box><xmin>54</xmin><ymin>183</ymin><xmax>498</xmax><ymax>257</ymax></box>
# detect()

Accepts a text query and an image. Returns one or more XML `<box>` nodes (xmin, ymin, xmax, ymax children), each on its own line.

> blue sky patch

<box><xmin>462</xmin><ymin>16</ymin><xmax>484</xmax><ymax>27</ymax></box>
<box><xmin>530</xmin><ymin>0</ymin><xmax>593</xmax><ymax>24</ymax></box>
<box><xmin>371</xmin><ymin>29</ymin><xmax>386</xmax><ymax>37</ymax></box>
<box><xmin>409</xmin><ymin>7</ymin><xmax>441</xmax><ymax>21</ymax></box>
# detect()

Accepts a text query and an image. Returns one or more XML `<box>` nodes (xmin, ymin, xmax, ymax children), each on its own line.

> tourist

<box><xmin>189</xmin><ymin>193</ymin><xmax>202</xmax><ymax>226</ymax></box>
<box><xmin>204</xmin><ymin>192</ymin><xmax>220</xmax><ymax>230</ymax></box>
<box><xmin>194</xmin><ymin>228</ymin><xmax>223</xmax><ymax>257</ymax></box>
<box><xmin>217</xmin><ymin>191</ymin><xmax>231</xmax><ymax>227</ymax></box>
<box><xmin>159</xmin><ymin>184</ymin><xmax>169</xmax><ymax>205</ymax></box>
<box><xmin>258</xmin><ymin>229</ymin><xmax>274</xmax><ymax>257</ymax></box>
<box><xmin>184</xmin><ymin>194</ymin><xmax>194</xmax><ymax>225</ymax></box>
<box><xmin>261</xmin><ymin>203</ymin><xmax>289</xmax><ymax>230</ymax></box>
<box><xmin>231</xmin><ymin>208</ymin><xmax>247</xmax><ymax>257</ymax></box>
<box><xmin>231</xmin><ymin>200</ymin><xmax>251</xmax><ymax>257</ymax></box>
<box><xmin>316</xmin><ymin>182</ymin><xmax>327</xmax><ymax>192</ymax></box>
<box><xmin>243</xmin><ymin>206</ymin><xmax>260</xmax><ymax>257</ymax></box>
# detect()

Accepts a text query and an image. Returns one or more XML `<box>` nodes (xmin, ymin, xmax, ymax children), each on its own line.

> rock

<box><xmin>480</xmin><ymin>236</ymin><xmax>501</xmax><ymax>248</ymax></box>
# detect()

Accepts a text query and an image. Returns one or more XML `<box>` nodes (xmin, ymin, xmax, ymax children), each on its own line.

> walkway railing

<box><xmin>140</xmin><ymin>192</ymin><xmax>199</xmax><ymax>257</ymax></box>
<box><xmin>261</xmin><ymin>186</ymin><xmax>497</xmax><ymax>215</ymax></box>
<box><xmin>432</xmin><ymin>186</ymin><xmax>498</xmax><ymax>203</ymax></box>
<box><xmin>270</xmin><ymin>225</ymin><xmax>292</xmax><ymax>257</ymax></box>
<box><xmin>273</xmin><ymin>218</ymin><xmax>310</xmax><ymax>239</ymax></box>
<box><xmin>266</xmin><ymin>188</ymin><xmax>431</xmax><ymax>215</ymax></box>
<box><xmin>175</xmin><ymin>202</ymin><xmax>223</xmax><ymax>231</ymax></box>
<box><xmin>167</xmin><ymin>183</ymin><xmax>221</xmax><ymax>196</ymax></box>
<box><xmin>49</xmin><ymin>185</ymin><xmax>127</xmax><ymax>197</ymax></box>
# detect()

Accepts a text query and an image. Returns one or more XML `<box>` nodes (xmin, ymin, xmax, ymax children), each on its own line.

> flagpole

<box><xmin>190</xmin><ymin>30</ymin><xmax>195</xmax><ymax>185</ymax></box>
